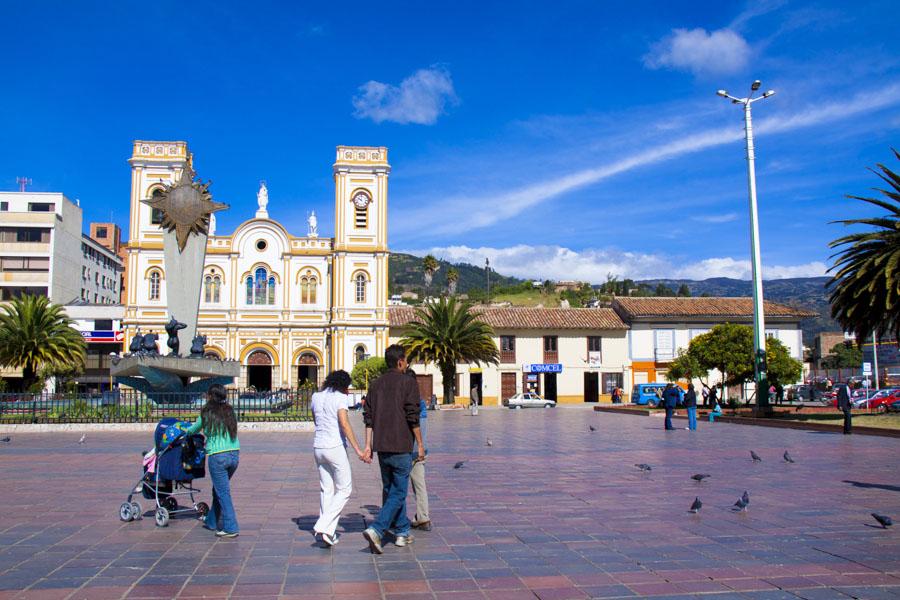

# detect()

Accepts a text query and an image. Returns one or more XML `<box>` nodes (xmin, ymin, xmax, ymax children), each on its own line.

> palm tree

<box><xmin>446</xmin><ymin>267</ymin><xmax>459</xmax><ymax>295</ymax></box>
<box><xmin>400</xmin><ymin>297</ymin><xmax>499</xmax><ymax>404</ymax></box>
<box><xmin>422</xmin><ymin>254</ymin><xmax>439</xmax><ymax>287</ymax></box>
<box><xmin>828</xmin><ymin>149</ymin><xmax>900</xmax><ymax>342</ymax></box>
<box><xmin>0</xmin><ymin>294</ymin><xmax>86</xmax><ymax>391</ymax></box>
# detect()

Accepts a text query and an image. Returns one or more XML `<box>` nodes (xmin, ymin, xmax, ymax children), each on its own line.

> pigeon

<box><xmin>689</xmin><ymin>497</ymin><xmax>702</xmax><ymax>513</ymax></box>
<box><xmin>795</xmin><ymin>404</ymin><xmax>804</xmax><ymax>412</ymax></box>
<box><xmin>453</xmin><ymin>461</ymin><xmax>466</xmax><ymax>469</ymax></box>
<box><xmin>0</xmin><ymin>437</ymin><xmax>10</xmax><ymax>443</ymax></box>
<box><xmin>750</xmin><ymin>450</ymin><xmax>762</xmax><ymax>462</ymax></box>
<box><xmin>589</xmin><ymin>425</ymin><xmax>597</xmax><ymax>432</ymax></box>
<box><xmin>783</xmin><ymin>451</ymin><xmax>795</xmax><ymax>463</ymax></box>
<box><xmin>691</xmin><ymin>473</ymin><xmax>711</xmax><ymax>482</ymax></box>
<box><xmin>872</xmin><ymin>513</ymin><xmax>893</xmax><ymax>529</ymax></box>
<box><xmin>733</xmin><ymin>497</ymin><xmax>749</xmax><ymax>511</ymax></box>
<box><xmin>741</xmin><ymin>490</ymin><xmax>750</xmax><ymax>506</ymax></box>
<box><xmin>485</xmin><ymin>438</ymin><xmax>493</xmax><ymax>447</ymax></box>
<box><xmin>78</xmin><ymin>434</ymin><xmax>86</xmax><ymax>444</ymax></box>
<box><xmin>634</xmin><ymin>463</ymin><xmax>652</xmax><ymax>472</ymax></box>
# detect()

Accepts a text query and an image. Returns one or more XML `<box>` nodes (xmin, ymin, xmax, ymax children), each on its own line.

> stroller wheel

<box><xmin>164</xmin><ymin>496</ymin><xmax>178</xmax><ymax>512</ymax></box>
<box><xmin>131</xmin><ymin>502</ymin><xmax>142</xmax><ymax>520</ymax></box>
<box><xmin>195</xmin><ymin>502</ymin><xmax>209</xmax><ymax>517</ymax></box>
<box><xmin>155</xmin><ymin>507</ymin><xmax>170</xmax><ymax>527</ymax></box>
<box><xmin>119</xmin><ymin>502</ymin><xmax>134</xmax><ymax>522</ymax></box>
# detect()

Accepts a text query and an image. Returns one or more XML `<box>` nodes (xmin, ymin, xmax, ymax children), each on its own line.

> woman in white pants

<box><xmin>311</xmin><ymin>370</ymin><xmax>370</xmax><ymax>546</ymax></box>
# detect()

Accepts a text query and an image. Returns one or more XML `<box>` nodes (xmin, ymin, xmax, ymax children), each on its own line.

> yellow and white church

<box><xmin>123</xmin><ymin>141</ymin><xmax>390</xmax><ymax>390</ymax></box>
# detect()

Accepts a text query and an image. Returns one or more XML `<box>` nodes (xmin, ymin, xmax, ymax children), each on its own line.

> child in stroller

<box><xmin>119</xmin><ymin>417</ymin><xmax>208</xmax><ymax>527</ymax></box>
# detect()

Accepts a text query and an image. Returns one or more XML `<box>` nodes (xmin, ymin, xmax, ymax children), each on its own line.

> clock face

<box><xmin>353</xmin><ymin>193</ymin><xmax>370</xmax><ymax>209</ymax></box>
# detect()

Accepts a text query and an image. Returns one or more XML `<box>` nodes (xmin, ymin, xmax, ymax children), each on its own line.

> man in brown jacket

<box><xmin>362</xmin><ymin>345</ymin><xmax>425</xmax><ymax>553</ymax></box>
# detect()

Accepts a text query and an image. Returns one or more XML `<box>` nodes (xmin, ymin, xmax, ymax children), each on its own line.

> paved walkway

<box><xmin>0</xmin><ymin>407</ymin><xmax>899</xmax><ymax>599</ymax></box>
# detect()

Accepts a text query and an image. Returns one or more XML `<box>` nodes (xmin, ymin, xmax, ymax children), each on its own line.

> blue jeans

<box><xmin>371</xmin><ymin>452</ymin><xmax>412</xmax><ymax>537</ymax></box>
<box><xmin>205</xmin><ymin>451</ymin><xmax>239</xmax><ymax>534</ymax></box>
<box><xmin>687</xmin><ymin>407</ymin><xmax>697</xmax><ymax>430</ymax></box>
<box><xmin>664</xmin><ymin>406</ymin><xmax>674</xmax><ymax>430</ymax></box>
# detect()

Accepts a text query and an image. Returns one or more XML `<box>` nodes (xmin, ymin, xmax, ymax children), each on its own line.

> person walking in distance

<box><xmin>708</xmin><ymin>385</ymin><xmax>718</xmax><ymax>409</ymax></box>
<box><xmin>837</xmin><ymin>383</ymin><xmax>852</xmax><ymax>435</ymax></box>
<box><xmin>406</xmin><ymin>368</ymin><xmax>431</xmax><ymax>532</ymax></box>
<box><xmin>684</xmin><ymin>383</ymin><xmax>698</xmax><ymax>431</ymax></box>
<box><xmin>311</xmin><ymin>370</ymin><xmax>370</xmax><ymax>547</ymax></box>
<box><xmin>362</xmin><ymin>345</ymin><xmax>425</xmax><ymax>553</ymax></box>
<box><xmin>611</xmin><ymin>386</ymin><xmax>621</xmax><ymax>405</ymax></box>
<box><xmin>662</xmin><ymin>383</ymin><xmax>679</xmax><ymax>431</ymax></box>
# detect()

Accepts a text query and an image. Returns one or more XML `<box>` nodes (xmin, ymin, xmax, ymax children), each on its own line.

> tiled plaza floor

<box><xmin>1</xmin><ymin>407</ymin><xmax>899</xmax><ymax>599</ymax></box>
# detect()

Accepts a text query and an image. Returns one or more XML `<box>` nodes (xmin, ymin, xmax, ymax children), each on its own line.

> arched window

<box><xmin>204</xmin><ymin>275</ymin><xmax>222</xmax><ymax>303</ymax></box>
<box><xmin>149</xmin><ymin>270</ymin><xmax>161</xmax><ymax>301</ymax></box>
<box><xmin>355</xmin><ymin>345</ymin><xmax>367</xmax><ymax>364</ymax></box>
<box><xmin>299</xmin><ymin>274</ymin><xmax>318</xmax><ymax>304</ymax></box>
<box><xmin>355</xmin><ymin>272</ymin><xmax>367</xmax><ymax>303</ymax></box>
<box><xmin>150</xmin><ymin>188</ymin><xmax>165</xmax><ymax>225</ymax></box>
<box><xmin>245</xmin><ymin>267</ymin><xmax>276</xmax><ymax>305</ymax></box>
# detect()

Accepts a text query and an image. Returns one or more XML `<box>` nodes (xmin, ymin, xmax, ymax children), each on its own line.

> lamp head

<box><xmin>751</xmin><ymin>80</ymin><xmax>762</xmax><ymax>91</ymax></box>
<box><xmin>762</xmin><ymin>89</ymin><xmax>776</xmax><ymax>98</ymax></box>
<box><xmin>717</xmin><ymin>89</ymin><xmax>728</xmax><ymax>97</ymax></box>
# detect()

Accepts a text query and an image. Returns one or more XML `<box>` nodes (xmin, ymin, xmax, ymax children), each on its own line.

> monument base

<box><xmin>111</xmin><ymin>355</ymin><xmax>240</xmax><ymax>395</ymax></box>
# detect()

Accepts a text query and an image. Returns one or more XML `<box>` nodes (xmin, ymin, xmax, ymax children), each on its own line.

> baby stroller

<box><xmin>119</xmin><ymin>417</ymin><xmax>209</xmax><ymax>527</ymax></box>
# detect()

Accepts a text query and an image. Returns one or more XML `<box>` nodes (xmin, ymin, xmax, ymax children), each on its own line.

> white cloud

<box><xmin>402</xmin><ymin>245</ymin><xmax>827</xmax><ymax>282</ymax></box>
<box><xmin>393</xmin><ymin>82</ymin><xmax>900</xmax><ymax>239</ymax></box>
<box><xmin>352</xmin><ymin>65</ymin><xmax>458</xmax><ymax>125</ymax></box>
<box><xmin>644</xmin><ymin>28</ymin><xmax>751</xmax><ymax>76</ymax></box>
<box><xmin>692</xmin><ymin>212</ymin><xmax>738</xmax><ymax>224</ymax></box>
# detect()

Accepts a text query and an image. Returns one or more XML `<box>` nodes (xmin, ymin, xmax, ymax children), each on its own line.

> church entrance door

<box><xmin>247</xmin><ymin>350</ymin><xmax>273</xmax><ymax>392</ymax></box>
<box><xmin>297</xmin><ymin>352</ymin><xmax>319</xmax><ymax>388</ymax></box>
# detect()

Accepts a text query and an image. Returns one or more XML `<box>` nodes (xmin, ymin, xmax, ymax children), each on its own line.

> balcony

<box><xmin>500</xmin><ymin>350</ymin><xmax>516</xmax><ymax>364</ymax></box>
<box><xmin>543</xmin><ymin>351</ymin><xmax>558</xmax><ymax>364</ymax></box>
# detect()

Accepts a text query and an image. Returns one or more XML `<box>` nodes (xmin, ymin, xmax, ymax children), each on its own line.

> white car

<box><xmin>504</xmin><ymin>392</ymin><xmax>556</xmax><ymax>409</ymax></box>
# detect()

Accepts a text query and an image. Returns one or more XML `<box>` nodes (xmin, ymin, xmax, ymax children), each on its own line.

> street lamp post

<box><xmin>485</xmin><ymin>258</ymin><xmax>491</xmax><ymax>305</ymax></box>
<box><xmin>717</xmin><ymin>80</ymin><xmax>775</xmax><ymax>415</ymax></box>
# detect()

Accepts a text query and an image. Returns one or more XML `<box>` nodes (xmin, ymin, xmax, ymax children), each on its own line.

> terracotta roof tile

<box><xmin>388</xmin><ymin>306</ymin><xmax>627</xmax><ymax>330</ymax></box>
<box><xmin>612</xmin><ymin>297</ymin><xmax>817</xmax><ymax>319</ymax></box>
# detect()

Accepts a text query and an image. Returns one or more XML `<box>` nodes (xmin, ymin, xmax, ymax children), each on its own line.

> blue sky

<box><xmin>1</xmin><ymin>1</ymin><xmax>898</xmax><ymax>282</ymax></box>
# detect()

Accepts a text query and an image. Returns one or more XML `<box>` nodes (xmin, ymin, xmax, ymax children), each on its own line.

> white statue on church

<box><xmin>307</xmin><ymin>210</ymin><xmax>318</xmax><ymax>237</ymax></box>
<box><xmin>209</xmin><ymin>212</ymin><xmax>217</xmax><ymax>236</ymax></box>
<box><xmin>256</xmin><ymin>181</ymin><xmax>269</xmax><ymax>218</ymax></box>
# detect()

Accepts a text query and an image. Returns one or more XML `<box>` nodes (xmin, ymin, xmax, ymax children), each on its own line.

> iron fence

<box><xmin>0</xmin><ymin>388</ymin><xmax>313</xmax><ymax>424</ymax></box>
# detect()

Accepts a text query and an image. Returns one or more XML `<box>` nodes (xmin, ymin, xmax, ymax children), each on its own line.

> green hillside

<box><xmin>389</xmin><ymin>252</ymin><xmax>524</xmax><ymax>298</ymax></box>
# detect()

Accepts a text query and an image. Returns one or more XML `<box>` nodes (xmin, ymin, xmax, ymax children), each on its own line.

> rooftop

<box><xmin>389</xmin><ymin>305</ymin><xmax>627</xmax><ymax>330</ymax></box>
<box><xmin>612</xmin><ymin>296</ymin><xmax>818</xmax><ymax>320</ymax></box>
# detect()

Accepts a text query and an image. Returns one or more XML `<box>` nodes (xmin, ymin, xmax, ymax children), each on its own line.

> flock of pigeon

<box><xmin>631</xmin><ymin>446</ymin><xmax>893</xmax><ymax>529</ymax></box>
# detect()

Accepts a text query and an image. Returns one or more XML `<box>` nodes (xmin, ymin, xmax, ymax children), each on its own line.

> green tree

<box><xmin>446</xmin><ymin>267</ymin><xmax>459</xmax><ymax>295</ymax></box>
<box><xmin>655</xmin><ymin>283</ymin><xmax>674</xmax><ymax>296</ymax></box>
<box><xmin>821</xmin><ymin>342</ymin><xmax>863</xmax><ymax>369</ymax></box>
<box><xmin>667</xmin><ymin>323</ymin><xmax>802</xmax><ymax>401</ymax></box>
<box><xmin>677</xmin><ymin>284</ymin><xmax>692</xmax><ymax>297</ymax></box>
<box><xmin>0</xmin><ymin>294</ymin><xmax>86</xmax><ymax>391</ymax></box>
<box><xmin>828</xmin><ymin>149</ymin><xmax>900</xmax><ymax>342</ymax></box>
<box><xmin>422</xmin><ymin>255</ymin><xmax>439</xmax><ymax>288</ymax></box>
<box><xmin>400</xmin><ymin>297</ymin><xmax>500</xmax><ymax>404</ymax></box>
<box><xmin>350</xmin><ymin>356</ymin><xmax>387</xmax><ymax>390</ymax></box>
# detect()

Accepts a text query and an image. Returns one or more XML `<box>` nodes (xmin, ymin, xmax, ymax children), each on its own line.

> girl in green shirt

<box><xmin>186</xmin><ymin>384</ymin><xmax>240</xmax><ymax>537</ymax></box>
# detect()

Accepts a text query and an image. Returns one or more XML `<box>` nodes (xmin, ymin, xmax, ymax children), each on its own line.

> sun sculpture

<box><xmin>142</xmin><ymin>167</ymin><xmax>228</xmax><ymax>252</ymax></box>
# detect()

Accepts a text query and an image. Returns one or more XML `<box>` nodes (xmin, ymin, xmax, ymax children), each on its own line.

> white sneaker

<box><xmin>322</xmin><ymin>532</ymin><xmax>339</xmax><ymax>546</ymax></box>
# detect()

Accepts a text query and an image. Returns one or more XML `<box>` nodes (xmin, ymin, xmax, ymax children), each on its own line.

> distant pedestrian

<box><xmin>362</xmin><ymin>345</ymin><xmax>424</xmax><ymax>554</ymax></box>
<box><xmin>768</xmin><ymin>384</ymin><xmax>776</xmax><ymax>403</ymax></box>
<box><xmin>406</xmin><ymin>369</ymin><xmax>431</xmax><ymax>532</ymax></box>
<box><xmin>837</xmin><ymin>383</ymin><xmax>852</xmax><ymax>435</ymax></box>
<box><xmin>776</xmin><ymin>383</ymin><xmax>785</xmax><ymax>404</ymax></box>
<box><xmin>662</xmin><ymin>383</ymin><xmax>679</xmax><ymax>431</ymax></box>
<box><xmin>185</xmin><ymin>384</ymin><xmax>240</xmax><ymax>538</ymax></box>
<box><xmin>701</xmin><ymin>385</ymin><xmax>709</xmax><ymax>407</ymax></box>
<box><xmin>611</xmin><ymin>386</ymin><xmax>621</xmax><ymax>404</ymax></box>
<box><xmin>684</xmin><ymin>383</ymin><xmax>698</xmax><ymax>431</ymax></box>
<box><xmin>708</xmin><ymin>386</ymin><xmax>719</xmax><ymax>409</ymax></box>
<box><xmin>311</xmin><ymin>370</ymin><xmax>370</xmax><ymax>547</ymax></box>
<box><xmin>469</xmin><ymin>384</ymin><xmax>480</xmax><ymax>407</ymax></box>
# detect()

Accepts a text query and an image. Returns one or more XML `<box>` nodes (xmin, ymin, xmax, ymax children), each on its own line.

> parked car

<box><xmin>846</xmin><ymin>388</ymin><xmax>900</xmax><ymax>411</ymax></box>
<box><xmin>504</xmin><ymin>392</ymin><xmax>555</xmax><ymax>409</ymax></box>
<box><xmin>884</xmin><ymin>399</ymin><xmax>900</xmax><ymax>413</ymax></box>
<box><xmin>631</xmin><ymin>383</ymin><xmax>684</xmax><ymax>407</ymax></box>
<box><xmin>788</xmin><ymin>384</ymin><xmax>814</xmax><ymax>402</ymax></box>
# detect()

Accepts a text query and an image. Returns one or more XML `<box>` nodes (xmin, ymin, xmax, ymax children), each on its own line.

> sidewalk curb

<box><xmin>593</xmin><ymin>405</ymin><xmax>900</xmax><ymax>438</ymax></box>
<box><xmin>0</xmin><ymin>421</ymin><xmax>315</xmax><ymax>433</ymax></box>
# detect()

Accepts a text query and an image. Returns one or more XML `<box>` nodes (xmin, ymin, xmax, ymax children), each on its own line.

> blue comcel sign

<box><xmin>524</xmin><ymin>363</ymin><xmax>563</xmax><ymax>373</ymax></box>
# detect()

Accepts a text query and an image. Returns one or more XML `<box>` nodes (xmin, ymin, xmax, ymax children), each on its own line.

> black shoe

<box><xmin>412</xmin><ymin>520</ymin><xmax>432</xmax><ymax>531</ymax></box>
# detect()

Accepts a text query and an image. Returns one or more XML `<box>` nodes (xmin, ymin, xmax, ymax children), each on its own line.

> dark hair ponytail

<box><xmin>321</xmin><ymin>370</ymin><xmax>351</xmax><ymax>393</ymax></box>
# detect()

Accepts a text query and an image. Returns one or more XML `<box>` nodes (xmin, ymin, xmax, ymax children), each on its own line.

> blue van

<box><xmin>632</xmin><ymin>383</ymin><xmax>684</xmax><ymax>407</ymax></box>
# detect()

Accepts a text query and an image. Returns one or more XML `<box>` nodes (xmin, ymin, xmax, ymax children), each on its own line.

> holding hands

<box><xmin>356</xmin><ymin>446</ymin><xmax>373</xmax><ymax>464</ymax></box>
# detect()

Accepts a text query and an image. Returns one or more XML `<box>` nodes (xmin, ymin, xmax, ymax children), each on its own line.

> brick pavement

<box><xmin>0</xmin><ymin>407</ymin><xmax>899</xmax><ymax>599</ymax></box>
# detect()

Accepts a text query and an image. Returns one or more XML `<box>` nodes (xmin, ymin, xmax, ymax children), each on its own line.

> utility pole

<box><xmin>17</xmin><ymin>177</ymin><xmax>32</xmax><ymax>192</ymax></box>
<box><xmin>485</xmin><ymin>258</ymin><xmax>491</xmax><ymax>305</ymax></box>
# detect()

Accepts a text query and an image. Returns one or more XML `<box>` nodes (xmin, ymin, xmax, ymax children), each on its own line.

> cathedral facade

<box><xmin>123</xmin><ymin>141</ymin><xmax>390</xmax><ymax>390</ymax></box>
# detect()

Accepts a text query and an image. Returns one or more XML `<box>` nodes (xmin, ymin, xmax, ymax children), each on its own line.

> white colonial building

<box><xmin>123</xmin><ymin>141</ymin><xmax>390</xmax><ymax>390</ymax></box>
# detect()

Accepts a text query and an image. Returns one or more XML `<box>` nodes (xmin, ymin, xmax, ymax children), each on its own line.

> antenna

<box><xmin>16</xmin><ymin>177</ymin><xmax>32</xmax><ymax>192</ymax></box>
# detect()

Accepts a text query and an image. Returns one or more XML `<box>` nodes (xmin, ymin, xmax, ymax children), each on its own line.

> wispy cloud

<box><xmin>644</xmin><ymin>28</ymin><xmax>752</xmax><ymax>76</ymax></box>
<box><xmin>402</xmin><ymin>245</ymin><xmax>827</xmax><ymax>282</ymax></box>
<box><xmin>394</xmin><ymin>82</ymin><xmax>900</xmax><ymax>239</ymax></box>
<box><xmin>692</xmin><ymin>212</ymin><xmax>739</xmax><ymax>223</ymax></box>
<box><xmin>352</xmin><ymin>65</ymin><xmax>458</xmax><ymax>125</ymax></box>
